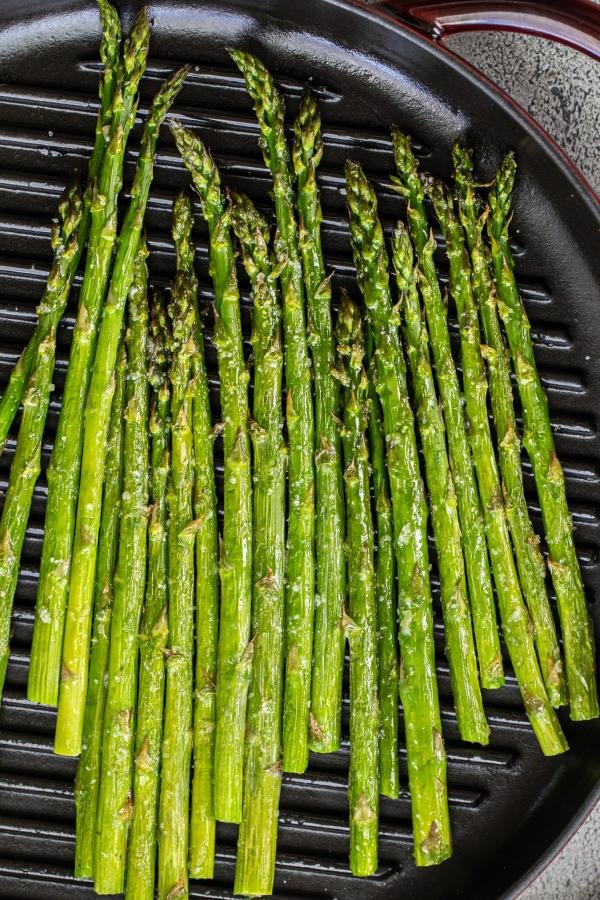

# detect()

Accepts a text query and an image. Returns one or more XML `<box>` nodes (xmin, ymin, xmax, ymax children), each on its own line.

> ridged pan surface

<box><xmin>0</xmin><ymin>1</ymin><xmax>599</xmax><ymax>898</ymax></box>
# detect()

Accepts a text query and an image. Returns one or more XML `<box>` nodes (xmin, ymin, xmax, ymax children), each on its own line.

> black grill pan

<box><xmin>0</xmin><ymin>1</ymin><xmax>599</xmax><ymax>897</ymax></box>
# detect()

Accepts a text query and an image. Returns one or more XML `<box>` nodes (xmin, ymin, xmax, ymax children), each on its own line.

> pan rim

<box><xmin>326</xmin><ymin>0</ymin><xmax>600</xmax><ymax>213</ymax></box>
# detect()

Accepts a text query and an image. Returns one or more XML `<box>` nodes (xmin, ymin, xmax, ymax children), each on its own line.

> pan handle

<box><xmin>374</xmin><ymin>0</ymin><xmax>600</xmax><ymax>61</ymax></box>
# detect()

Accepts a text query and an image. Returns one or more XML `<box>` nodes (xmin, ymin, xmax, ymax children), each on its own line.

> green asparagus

<box><xmin>453</xmin><ymin>144</ymin><xmax>567</xmax><ymax>709</ymax></box>
<box><xmin>366</xmin><ymin>335</ymin><xmax>398</xmax><ymax>799</ymax></box>
<box><xmin>429</xmin><ymin>178</ymin><xmax>567</xmax><ymax>755</ymax></box>
<box><xmin>29</xmin><ymin>7</ymin><xmax>150</xmax><ymax>707</ymax></box>
<box><xmin>126</xmin><ymin>290</ymin><xmax>171</xmax><ymax>900</ymax></box>
<box><xmin>0</xmin><ymin>0</ymin><xmax>121</xmax><ymax>455</ymax></box>
<box><xmin>74</xmin><ymin>335</ymin><xmax>126</xmax><ymax>880</ymax></box>
<box><xmin>169</xmin><ymin>193</ymin><xmax>220</xmax><ymax>879</ymax></box>
<box><xmin>230</xmin><ymin>52</ymin><xmax>318</xmax><ymax>761</ymax></box>
<box><xmin>345</xmin><ymin>160</ymin><xmax>451</xmax><ymax>866</ymax></box>
<box><xmin>230</xmin><ymin>192</ymin><xmax>287</xmax><ymax>896</ymax></box>
<box><xmin>488</xmin><ymin>153</ymin><xmax>598</xmax><ymax>721</ymax></box>
<box><xmin>94</xmin><ymin>239</ymin><xmax>150</xmax><ymax>895</ymax></box>
<box><xmin>292</xmin><ymin>88</ymin><xmax>345</xmax><ymax>768</ymax></box>
<box><xmin>54</xmin><ymin>66</ymin><xmax>188</xmax><ymax>757</ymax></box>
<box><xmin>0</xmin><ymin>183</ymin><xmax>83</xmax><ymax>700</ymax></box>
<box><xmin>391</xmin><ymin>130</ymin><xmax>503</xmax><ymax>690</ymax></box>
<box><xmin>157</xmin><ymin>271</ymin><xmax>196</xmax><ymax>900</ymax></box>
<box><xmin>392</xmin><ymin>222</ymin><xmax>488</xmax><ymax>745</ymax></box>
<box><xmin>336</xmin><ymin>293</ymin><xmax>379</xmax><ymax>877</ymax></box>
<box><xmin>170</xmin><ymin>121</ymin><xmax>252</xmax><ymax>824</ymax></box>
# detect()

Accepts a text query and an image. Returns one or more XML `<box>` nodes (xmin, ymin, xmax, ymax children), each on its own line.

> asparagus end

<box><xmin>292</xmin><ymin>87</ymin><xmax>323</xmax><ymax>175</ymax></box>
<box><xmin>170</xmin><ymin>122</ymin><xmax>222</xmax><ymax>221</ymax></box>
<box><xmin>229</xmin><ymin>190</ymin><xmax>270</xmax><ymax>274</ymax></box>
<box><xmin>172</xmin><ymin>192</ymin><xmax>194</xmax><ymax>246</ymax></box>
<box><xmin>344</xmin><ymin>160</ymin><xmax>388</xmax><ymax>294</ymax></box>
<box><xmin>97</xmin><ymin>0</ymin><xmax>122</xmax><ymax>65</ymax></box>
<box><xmin>228</xmin><ymin>48</ymin><xmax>272</xmax><ymax>100</ymax></box>
<box><xmin>57</xmin><ymin>180</ymin><xmax>85</xmax><ymax>245</ymax></box>
<box><xmin>451</xmin><ymin>141</ymin><xmax>474</xmax><ymax>186</ymax></box>
<box><xmin>148</xmin><ymin>65</ymin><xmax>189</xmax><ymax>128</ymax></box>
<box><xmin>336</xmin><ymin>291</ymin><xmax>365</xmax><ymax>392</ymax></box>
<box><xmin>122</xmin><ymin>5</ymin><xmax>151</xmax><ymax>93</ymax></box>
<box><xmin>148</xmin><ymin>289</ymin><xmax>172</xmax><ymax>390</ymax></box>
<box><xmin>229</xmin><ymin>49</ymin><xmax>287</xmax><ymax>173</ymax></box>
<box><xmin>425</xmin><ymin>176</ymin><xmax>453</xmax><ymax>234</ymax></box>
<box><xmin>490</xmin><ymin>151</ymin><xmax>516</xmax><ymax>225</ymax></box>
<box><xmin>169</xmin><ymin>272</ymin><xmax>196</xmax><ymax>359</ymax></box>
<box><xmin>391</xmin><ymin>221</ymin><xmax>414</xmax><ymax>293</ymax></box>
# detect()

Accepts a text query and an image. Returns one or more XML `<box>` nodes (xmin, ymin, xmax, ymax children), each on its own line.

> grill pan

<box><xmin>0</xmin><ymin>1</ymin><xmax>599</xmax><ymax>897</ymax></box>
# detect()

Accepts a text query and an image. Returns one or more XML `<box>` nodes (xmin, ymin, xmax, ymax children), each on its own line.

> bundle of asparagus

<box><xmin>0</xmin><ymin>3</ymin><xmax>596</xmax><ymax>896</ymax></box>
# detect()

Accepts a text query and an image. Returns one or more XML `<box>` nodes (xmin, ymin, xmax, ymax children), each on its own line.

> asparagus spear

<box><xmin>429</xmin><ymin>179</ymin><xmax>568</xmax><ymax>755</ymax></box>
<box><xmin>28</xmin><ymin>7</ymin><xmax>150</xmax><ymax>707</ymax></box>
<box><xmin>488</xmin><ymin>153</ymin><xmax>598</xmax><ymax>721</ymax></box>
<box><xmin>345</xmin><ymin>160</ymin><xmax>451</xmax><ymax>867</ymax></box>
<box><xmin>126</xmin><ymin>290</ymin><xmax>171</xmax><ymax>900</ymax></box>
<box><xmin>391</xmin><ymin>130</ymin><xmax>503</xmax><ymax>690</ymax></box>
<box><xmin>0</xmin><ymin>183</ymin><xmax>83</xmax><ymax>700</ymax></box>
<box><xmin>453</xmin><ymin>144</ymin><xmax>567</xmax><ymax>709</ymax></box>
<box><xmin>170</xmin><ymin>121</ymin><xmax>252</xmax><ymax>824</ymax></box>
<box><xmin>230</xmin><ymin>53</ymin><xmax>318</xmax><ymax>761</ymax></box>
<box><xmin>157</xmin><ymin>271</ymin><xmax>196</xmax><ymax>900</ymax></box>
<box><xmin>94</xmin><ymin>239</ymin><xmax>150</xmax><ymax>895</ymax></box>
<box><xmin>230</xmin><ymin>192</ymin><xmax>287</xmax><ymax>897</ymax></box>
<box><xmin>74</xmin><ymin>335</ymin><xmax>126</xmax><ymax>880</ymax></box>
<box><xmin>0</xmin><ymin>348</ymin><xmax>37</xmax><ymax>457</ymax></box>
<box><xmin>0</xmin><ymin>0</ymin><xmax>121</xmax><ymax>455</ymax></box>
<box><xmin>292</xmin><ymin>89</ymin><xmax>345</xmax><ymax>768</ymax></box>
<box><xmin>169</xmin><ymin>194</ymin><xmax>220</xmax><ymax>879</ymax></box>
<box><xmin>54</xmin><ymin>66</ymin><xmax>188</xmax><ymax>757</ymax></box>
<box><xmin>365</xmin><ymin>336</ymin><xmax>398</xmax><ymax>799</ymax></box>
<box><xmin>392</xmin><ymin>222</ymin><xmax>489</xmax><ymax>745</ymax></box>
<box><xmin>336</xmin><ymin>293</ymin><xmax>379</xmax><ymax>877</ymax></box>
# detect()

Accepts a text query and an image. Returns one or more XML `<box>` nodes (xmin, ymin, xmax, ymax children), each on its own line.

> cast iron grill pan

<box><xmin>0</xmin><ymin>1</ymin><xmax>598</xmax><ymax>897</ymax></box>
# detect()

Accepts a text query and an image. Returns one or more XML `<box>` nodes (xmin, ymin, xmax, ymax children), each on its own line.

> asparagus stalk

<box><xmin>429</xmin><ymin>179</ymin><xmax>568</xmax><ymax>755</ymax></box>
<box><xmin>292</xmin><ymin>89</ymin><xmax>345</xmax><ymax>768</ymax></box>
<box><xmin>94</xmin><ymin>239</ymin><xmax>150</xmax><ymax>895</ymax></box>
<box><xmin>365</xmin><ymin>336</ymin><xmax>398</xmax><ymax>799</ymax></box>
<box><xmin>231</xmin><ymin>52</ymin><xmax>318</xmax><ymax>760</ymax></box>
<box><xmin>157</xmin><ymin>271</ymin><xmax>196</xmax><ymax>900</ymax></box>
<box><xmin>170</xmin><ymin>121</ymin><xmax>252</xmax><ymax>824</ymax></box>
<box><xmin>54</xmin><ymin>66</ymin><xmax>188</xmax><ymax>757</ymax></box>
<box><xmin>0</xmin><ymin>348</ymin><xmax>36</xmax><ymax>457</ymax></box>
<box><xmin>0</xmin><ymin>0</ymin><xmax>121</xmax><ymax>455</ymax></box>
<box><xmin>391</xmin><ymin>130</ymin><xmax>503</xmax><ymax>690</ymax></box>
<box><xmin>125</xmin><ymin>290</ymin><xmax>171</xmax><ymax>900</ymax></box>
<box><xmin>392</xmin><ymin>222</ymin><xmax>489</xmax><ymax>745</ymax></box>
<box><xmin>0</xmin><ymin>183</ymin><xmax>83</xmax><ymax>699</ymax></box>
<box><xmin>74</xmin><ymin>335</ymin><xmax>126</xmax><ymax>880</ymax></box>
<box><xmin>345</xmin><ymin>160</ymin><xmax>451</xmax><ymax>866</ymax></box>
<box><xmin>488</xmin><ymin>153</ymin><xmax>598</xmax><ymax>721</ymax></box>
<box><xmin>28</xmin><ymin>7</ymin><xmax>150</xmax><ymax>707</ymax></box>
<box><xmin>336</xmin><ymin>294</ymin><xmax>379</xmax><ymax>877</ymax></box>
<box><xmin>169</xmin><ymin>194</ymin><xmax>220</xmax><ymax>879</ymax></box>
<box><xmin>230</xmin><ymin>192</ymin><xmax>287</xmax><ymax>896</ymax></box>
<box><xmin>453</xmin><ymin>144</ymin><xmax>567</xmax><ymax>709</ymax></box>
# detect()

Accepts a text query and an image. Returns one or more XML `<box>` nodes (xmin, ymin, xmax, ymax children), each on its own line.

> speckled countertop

<box><xmin>446</xmin><ymin>28</ymin><xmax>600</xmax><ymax>900</ymax></box>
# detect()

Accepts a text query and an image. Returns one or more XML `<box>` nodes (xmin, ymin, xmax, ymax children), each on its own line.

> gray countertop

<box><xmin>446</xmin><ymin>28</ymin><xmax>599</xmax><ymax>900</ymax></box>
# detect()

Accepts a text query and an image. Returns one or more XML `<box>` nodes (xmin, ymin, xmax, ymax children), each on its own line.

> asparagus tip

<box><xmin>172</xmin><ymin>192</ymin><xmax>194</xmax><ymax>243</ymax></box>
<box><xmin>336</xmin><ymin>289</ymin><xmax>362</xmax><ymax>348</ymax></box>
<box><xmin>97</xmin><ymin>0</ymin><xmax>122</xmax><ymax>53</ymax></box>
<box><xmin>391</xmin><ymin>221</ymin><xmax>414</xmax><ymax>291</ymax></box>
